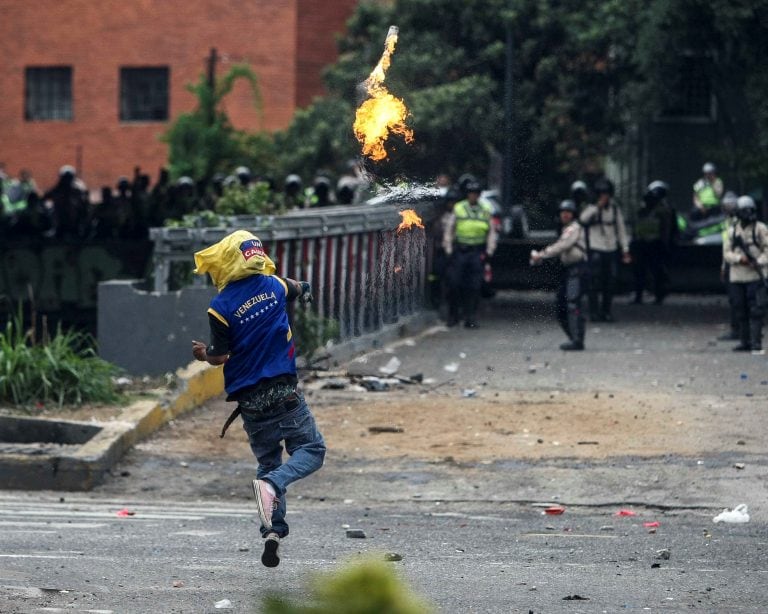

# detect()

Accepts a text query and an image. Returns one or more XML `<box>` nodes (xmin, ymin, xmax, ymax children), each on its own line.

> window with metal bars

<box><xmin>119</xmin><ymin>67</ymin><xmax>169</xmax><ymax>122</ymax></box>
<box><xmin>658</xmin><ymin>56</ymin><xmax>715</xmax><ymax>121</ymax></box>
<box><xmin>25</xmin><ymin>66</ymin><xmax>73</xmax><ymax>121</ymax></box>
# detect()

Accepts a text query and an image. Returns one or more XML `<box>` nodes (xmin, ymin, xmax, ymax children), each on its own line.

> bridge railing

<box><xmin>148</xmin><ymin>199</ymin><xmax>439</xmax><ymax>342</ymax></box>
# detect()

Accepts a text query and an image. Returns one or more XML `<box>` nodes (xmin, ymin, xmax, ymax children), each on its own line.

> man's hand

<box><xmin>622</xmin><ymin>252</ymin><xmax>632</xmax><ymax>264</ymax></box>
<box><xmin>529</xmin><ymin>250</ymin><xmax>543</xmax><ymax>265</ymax></box>
<box><xmin>192</xmin><ymin>340</ymin><xmax>207</xmax><ymax>362</ymax></box>
<box><xmin>298</xmin><ymin>281</ymin><xmax>313</xmax><ymax>304</ymax></box>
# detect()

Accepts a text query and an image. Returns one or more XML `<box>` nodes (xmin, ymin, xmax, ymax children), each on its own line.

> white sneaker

<box><xmin>252</xmin><ymin>479</ymin><xmax>278</xmax><ymax>530</ymax></box>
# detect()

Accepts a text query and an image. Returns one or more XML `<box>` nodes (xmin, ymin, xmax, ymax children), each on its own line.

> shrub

<box><xmin>0</xmin><ymin>310</ymin><xmax>122</xmax><ymax>408</ymax></box>
<box><xmin>263</xmin><ymin>556</ymin><xmax>434</xmax><ymax>614</ymax></box>
<box><xmin>291</xmin><ymin>305</ymin><xmax>340</xmax><ymax>365</ymax></box>
<box><xmin>214</xmin><ymin>181</ymin><xmax>283</xmax><ymax>216</ymax></box>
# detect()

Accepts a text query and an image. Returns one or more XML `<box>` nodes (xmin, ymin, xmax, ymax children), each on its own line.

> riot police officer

<box><xmin>579</xmin><ymin>178</ymin><xmax>631</xmax><ymax>321</ymax></box>
<box><xmin>723</xmin><ymin>196</ymin><xmax>768</xmax><ymax>353</ymax></box>
<box><xmin>631</xmin><ymin>180</ymin><xmax>675</xmax><ymax>304</ymax></box>
<box><xmin>531</xmin><ymin>200</ymin><xmax>589</xmax><ymax>350</ymax></box>
<box><xmin>692</xmin><ymin>162</ymin><xmax>724</xmax><ymax>220</ymax></box>
<box><xmin>443</xmin><ymin>181</ymin><xmax>498</xmax><ymax>328</ymax></box>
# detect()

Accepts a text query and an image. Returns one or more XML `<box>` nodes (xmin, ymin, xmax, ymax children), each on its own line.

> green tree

<box><xmin>274</xmin><ymin>0</ymin><xmax>640</xmax><ymax>209</ymax></box>
<box><xmin>163</xmin><ymin>65</ymin><xmax>272</xmax><ymax>182</ymax></box>
<box><xmin>633</xmin><ymin>0</ymin><xmax>768</xmax><ymax>193</ymax></box>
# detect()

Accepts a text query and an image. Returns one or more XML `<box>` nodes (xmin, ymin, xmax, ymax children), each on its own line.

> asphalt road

<box><xmin>0</xmin><ymin>493</ymin><xmax>766</xmax><ymax>613</ymax></box>
<box><xmin>2</xmin><ymin>291</ymin><xmax>767</xmax><ymax>613</ymax></box>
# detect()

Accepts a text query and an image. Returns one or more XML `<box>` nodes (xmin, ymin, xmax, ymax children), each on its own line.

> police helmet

<box><xmin>593</xmin><ymin>177</ymin><xmax>615</xmax><ymax>196</ymax></box>
<box><xmin>464</xmin><ymin>181</ymin><xmax>482</xmax><ymax>194</ymax></box>
<box><xmin>176</xmin><ymin>176</ymin><xmax>195</xmax><ymax>188</ymax></box>
<box><xmin>647</xmin><ymin>180</ymin><xmax>669</xmax><ymax>200</ymax></box>
<box><xmin>559</xmin><ymin>199</ymin><xmax>577</xmax><ymax>214</ymax></box>
<box><xmin>285</xmin><ymin>174</ymin><xmax>303</xmax><ymax>189</ymax></box>
<box><xmin>235</xmin><ymin>166</ymin><xmax>252</xmax><ymax>184</ymax></box>
<box><xmin>702</xmin><ymin>162</ymin><xmax>716</xmax><ymax>174</ymax></box>
<box><xmin>570</xmin><ymin>180</ymin><xmax>588</xmax><ymax>196</ymax></box>
<box><xmin>458</xmin><ymin>173</ymin><xmax>478</xmax><ymax>192</ymax></box>
<box><xmin>59</xmin><ymin>165</ymin><xmax>76</xmax><ymax>178</ymax></box>
<box><xmin>736</xmin><ymin>195</ymin><xmax>757</xmax><ymax>221</ymax></box>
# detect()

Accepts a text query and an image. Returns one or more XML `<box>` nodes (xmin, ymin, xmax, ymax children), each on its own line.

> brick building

<box><xmin>0</xmin><ymin>0</ymin><xmax>357</xmax><ymax>192</ymax></box>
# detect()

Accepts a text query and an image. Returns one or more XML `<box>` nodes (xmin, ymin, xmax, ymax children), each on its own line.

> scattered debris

<box><xmin>562</xmin><ymin>595</ymin><xmax>589</xmax><ymax>601</ymax></box>
<box><xmin>733</xmin><ymin>463</ymin><xmax>746</xmax><ymax>470</ymax></box>
<box><xmin>172</xmin><ymin>580</ymin><xmax>184</xmax><ymax>588</ymax></box>
<box><xmin>544</xmin><ymin>506</ymin><xmax>566</xmax><ymax>515</ymax></box>
<box><xmin>713</xmin><ymin>504</ymin><xmax>750</xmax><ymax>524</ymax></box>
<box><xmin>643</xmin><ymin>521</ymin><xmax>660</xmax><ymax>528</ymax></box>
<box><xmin>656</xmin><ymin>549</ymin><xmax>671</xmax><ymax>560</ymax></box>
<box><xmin>614</xmin><ymin>509</ymin><xmax>636</xmax><ymax>517</ymax></box>
<box><xmin>737</xmin><ymin>440</ymin><xmax>746</xmax><ymax>445</ymax></box>
<box><xmin>179</xmin><ymin>461</ymin><xmax>189</xmax><ymax>468</ymax></box>
<box><xmin>379</xmin><ymin>356</ymin><xmax>402</xmax><ymax>375</ymax></box>
<box><xmin>599</xmin><ymin>526</ymin><xmax>615</xmax><ymax>532</ymax></box>
<box><xmin>359</xmin><ymin>376</ymin><xmax>394</xmax><ymax>391</ymax></box>
<box><xmin>346</xmin><ymin>529</ymin><xmax>367</xmax><ymax>538</ymax></box>
<box><xmin>461</xmin><ymin>389</ymin><xmax>477</xmax><ymax>398</ymax></box>
<box><xmin>238</xmin><ymin>546</ymin><xmax>249</xmax><ymax>552</ymax></box>
<box><xmin>651</xmin><ymin>563</ymin><xmax>661</xmax><ymax>569</ymax></box>
<box><xmin>384</xmin><ymin>552</ymin><xmax>403</xmax><ymax>562</ymax></box>
<box><xmin>321</xmin><ymin>377</ymin><xmax>349</xmax><ymax>389</ymax></box>
<box><xmin>214</xmin><ymin>598</ymin><xmax>233</xmax><ymax>609</ymax></box>
<box><xmin>368</xmin><ymin>426</ymin><xmax>404</xmax><ymax>434</ymax></box>
<box><xmin>443</xmin><ymin>362</ymin><xmax>459</xmax><ymax>373</ymax></box>
<box><xmin>116</xmin><ymin>508</ymin><xmax>135</xmax><ymax>517</ymax></box>
<box><xmin>577</xmin><ymin>441</ymin><xmax>599</xmax><ymax>445</ymax></box>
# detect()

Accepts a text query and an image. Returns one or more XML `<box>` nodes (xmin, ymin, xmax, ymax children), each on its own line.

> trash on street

<box><xmin>713</xmin><ymin>504</ymin><xmax>750</xmax><ymax>523</ymax></box>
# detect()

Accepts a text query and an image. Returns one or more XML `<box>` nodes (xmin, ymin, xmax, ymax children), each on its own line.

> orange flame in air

<box><xmin>354</xmin><ymin>26</ymin><xmax>414</xmax><ymax>161</ymax></box>
<box><xmin>396</xmin><ymin>209</ymin><xmax>424</xmax><ymax>234</ymax></box>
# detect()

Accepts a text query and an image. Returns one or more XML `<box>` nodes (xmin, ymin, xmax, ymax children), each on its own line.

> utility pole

<box><xmin>502</xmin><ymin>20</ymin><xmax>514</xmax><ymax>218</ymax></box>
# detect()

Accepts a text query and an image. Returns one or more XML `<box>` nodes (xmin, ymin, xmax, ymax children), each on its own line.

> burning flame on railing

<box><xmin>353</xmin><ymin>26</ymin><xmax>414</xmax><ymax>161</ymax></box>
<box><xmin>396</xmin><ymin>209</ymin><xmax>424</xmax><ymax>234</ymax></box>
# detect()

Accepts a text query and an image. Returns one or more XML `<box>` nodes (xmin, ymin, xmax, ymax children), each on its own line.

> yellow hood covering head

<box><xmin>193</xmin><ymin>230</ymin><xmax>276</xmax><ymax>291</ymax></box>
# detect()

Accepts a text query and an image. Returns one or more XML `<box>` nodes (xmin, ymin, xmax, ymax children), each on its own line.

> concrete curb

<box><xmin>0</xmin><ymin>361</ymin><xmax>224</xmax><ymax>491</ymax></box>
<box><xmin>0</xmin><ymin>311</ymin><xmax>437</xmax><ymax>491</ymax></box>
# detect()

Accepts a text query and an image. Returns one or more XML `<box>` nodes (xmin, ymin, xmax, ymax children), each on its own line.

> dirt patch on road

<box><xmin>129</xmin><ymin>387</ymin><xmax>760</xmax><ymax>463</ymax></box>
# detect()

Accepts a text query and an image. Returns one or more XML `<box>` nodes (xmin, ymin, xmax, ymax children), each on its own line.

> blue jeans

<box><xmin>240</xmin><ymin>395</ymin><xmax>325</xmax><ymax>538</ymax></box>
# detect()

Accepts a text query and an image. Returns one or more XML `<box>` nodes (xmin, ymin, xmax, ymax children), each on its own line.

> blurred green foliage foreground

<box><xmin>262</xmin><ymin>557</ymin><xmax>434</xmax><ymax>614</ymax></box>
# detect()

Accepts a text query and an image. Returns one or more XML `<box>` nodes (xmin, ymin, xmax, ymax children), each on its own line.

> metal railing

<box><xmin>148</xmin><ymin>200</ymin><xmax>439</xmax><ymax>340</ymax></box>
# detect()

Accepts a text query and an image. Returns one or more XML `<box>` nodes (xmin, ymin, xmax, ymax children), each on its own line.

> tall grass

<box><xmin>0</xmin><ymin>308</ymin><xmax>122</xmax><ymax>408</ymax></box>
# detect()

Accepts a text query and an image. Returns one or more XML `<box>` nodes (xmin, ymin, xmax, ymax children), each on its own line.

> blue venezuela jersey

<box><xmin>208</xmin><ymin>275</ymin><xmax>295</xmax><ymax>396</ymax></box>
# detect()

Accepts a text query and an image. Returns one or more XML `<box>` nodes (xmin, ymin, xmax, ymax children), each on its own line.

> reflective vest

<box><xmin>454</xmin><ymin>199</ymin><xmax>492</xmax><ymax>246</ymax></box>
<box><xmin>694</xmin><ymin>179</ymin><xmax>720</xmax><ymax>208</ymax></box>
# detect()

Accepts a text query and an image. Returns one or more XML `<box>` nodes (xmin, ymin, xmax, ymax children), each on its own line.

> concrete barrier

<box><xmin>99</xmin><ymin>200</ymin><xmax>439</xmax><ymax>375</ymax></box>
